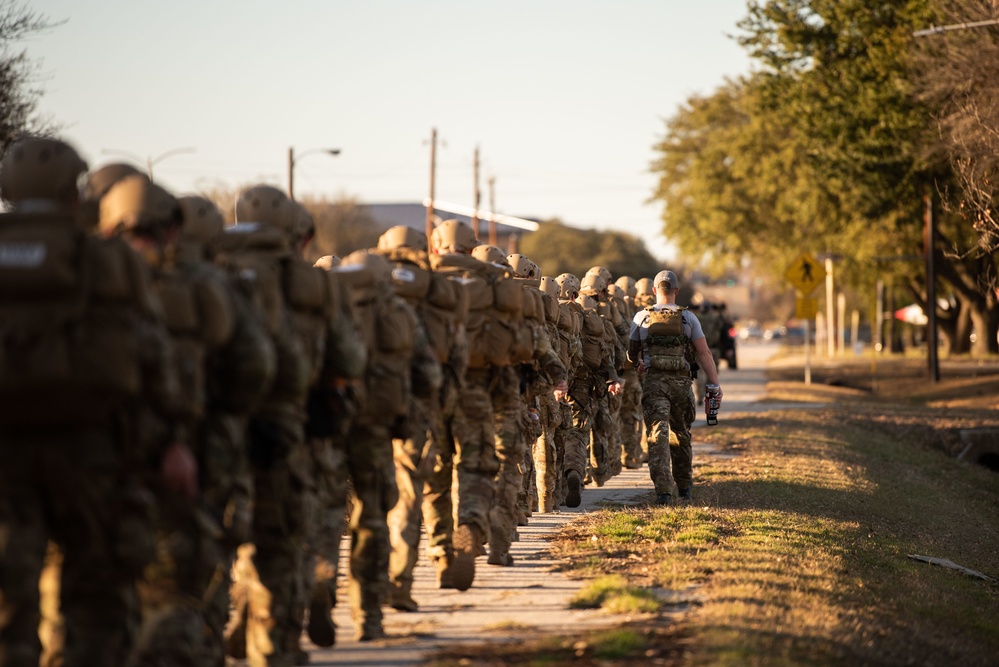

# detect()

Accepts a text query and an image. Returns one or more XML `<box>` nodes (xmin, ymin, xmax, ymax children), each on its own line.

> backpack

<box><xmin>0</xmin><ymin>213</ymin><xmax>149</xmax><ymax>425</ymax></box>
<box><xmin>645</xmin><ymin>306</ymin><xmax>691</xmax><ymax>375</ymax></box>
<box><xmin>578</xmin><ymin>303</ymin><xmax>607</xmax><ymax>371</ymax></box>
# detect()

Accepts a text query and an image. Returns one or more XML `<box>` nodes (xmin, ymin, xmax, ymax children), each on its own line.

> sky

<box><xmin>27</xmin><ymin>0</ymin><xmax>755</xmax><ymax>261</ymax></box>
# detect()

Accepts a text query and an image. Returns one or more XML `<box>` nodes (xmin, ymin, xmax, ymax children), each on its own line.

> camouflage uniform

<box><xmin>0</xmin><ymin>139</ymin><xmax>182</xmax><ymax>667</ymax></box>
<box><xmin>694</xmin><ymin>303</ymin><xmax>725</xmax><ymax>404</ymax></box>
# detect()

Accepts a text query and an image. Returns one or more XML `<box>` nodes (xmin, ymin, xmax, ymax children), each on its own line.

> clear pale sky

<box><xmin>29</xmin><ymin>0</ymin><xmax>754</xmax><ymax>260</ymax></box>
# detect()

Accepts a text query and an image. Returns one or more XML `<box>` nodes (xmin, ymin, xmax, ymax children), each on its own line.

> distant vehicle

<box><xmin>738</xmin><ymin>323</ymin><xmax>764</xmax><ymax>340</ymax></box>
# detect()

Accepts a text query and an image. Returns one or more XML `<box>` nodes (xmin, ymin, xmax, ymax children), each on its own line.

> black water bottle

<box><xmin>705</xmin><ymin>384</ymin><xmax>720</xmax><ymax>426</ymax></box>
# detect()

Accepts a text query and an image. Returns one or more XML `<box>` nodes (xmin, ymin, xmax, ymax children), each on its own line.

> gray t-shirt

<box><xmin>629</xmin><ymin>304</ymin><xmax>704</xmax><ymax>368</ymax></box>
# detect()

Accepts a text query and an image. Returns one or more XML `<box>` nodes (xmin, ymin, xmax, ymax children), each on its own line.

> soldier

<box><xmin>543</xmin><ymin>275</ymin><xmax>582</xmax><ymax>508</ymax></box>
<box><xmin>0</xmin><ymin>137</ymin><xmax>182</xmax><ymax>667</ymax></box>
<box><xmin>635</xmin><ymin>277</ymin><xmax>655</xmax><ymax>308</ymax></box>
<box><xmin>331</xmin><ymin>249</ymin><xmax>440</xmax><ymax>640</ymax></box>
<box><xmin>97</xmin><ymin>178</ymin><xmax>276</xmax><ymax>667</ymax></box>
<box><xmin>512</xmin><ymin>254</ymin><xmax>569</xmax><ymax>520</ymax></box>
<box><xmin>613</xmin><ymin>276</ymin><xmax>645</xmax><ymax>469</ymax></box>
<box><xmin>693</xmin><ymin>298</ymin><xmax>725</xmax><ymax>405</ymax></box>
<box><xmin>628</xmin><ymin>270</ymin><xmax>723</xmax><ymax>504</ymax></box>
<box><xmin>375</xmin><ymin>225</ymin><xmax>458</xmax><ymax>611</ymax></box>
<box><xmin>424</xmin><ymin>220</ymin><xmax>504</xmax><ymax>589</ymax></box>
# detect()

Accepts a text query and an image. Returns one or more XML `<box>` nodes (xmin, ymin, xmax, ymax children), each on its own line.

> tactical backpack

<box><xmin>645</xmin><ymin>306</ymin><xmax>691</xmax><ymax>375</ymax></box>
<box><xmin>578</xmin><ymin>303</ymin><xmax>607</xmax><ymax>371</ymax></box>
<box><xmin>431</xmin><ymin>253</ymin><xmax>529</xmax><ymax>369</ymax></box>
<box><xmin>0</xmin><ymin>213</ymin><xmax>151</xmax><ymax>425</ymax></box>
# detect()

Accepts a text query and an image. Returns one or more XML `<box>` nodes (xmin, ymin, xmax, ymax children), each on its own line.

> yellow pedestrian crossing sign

<box><xmin>796</xmin><ymin>295</ymin><xmax>818</xmax><ymax>319</ymax></box>
<box><xmin>785</xmin><ymin>252</ymin><xmax>825</xmax><ymax>295</ymax></box>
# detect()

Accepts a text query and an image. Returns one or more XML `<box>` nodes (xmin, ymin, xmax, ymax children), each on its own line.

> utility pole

<box><xmin>426</xmin><ymin>128</ymin><xmax>437</xmax><ymax>244</ymax></box>
<box><xmin>471</xmin><ymin>145</ymin><xmax>481</xmax><ymax>241</ymax></box>
<box><xmin>287</xmin><ymin>147</ymin><xmax>295</xmax><ymax>200</ymax></box>
<box><xmin>488</xmin><ymin>175</ymin><xmax>497</xmax><ymax>246</ymax></box>
<box><xmin>924</xmin><ymin>191</ymin><xmax>940</xmax><ymax>382</ymax></box>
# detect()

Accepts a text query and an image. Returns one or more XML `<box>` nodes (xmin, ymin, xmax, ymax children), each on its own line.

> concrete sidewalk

<box><xmin>293</xmin><ymin>342</ymin><xmax>778</xmax><ymax>666</ymax></box>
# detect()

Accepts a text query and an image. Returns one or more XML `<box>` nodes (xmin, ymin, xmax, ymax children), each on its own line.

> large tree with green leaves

<box><xmin>519</xmin><ymin>219</ymin><xmax>664</xmax><ymax>282</ymax></box>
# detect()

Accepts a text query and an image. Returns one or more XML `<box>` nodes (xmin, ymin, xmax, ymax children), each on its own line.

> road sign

<box><xmin>796</xmin><ymin>295</ymin><xmax>818</xmax><ymax>320</ymax></box>
<box><xmin>785</xmin><ymin>252</ymin><xmax>825</xmax><ymax>295</ymax></box>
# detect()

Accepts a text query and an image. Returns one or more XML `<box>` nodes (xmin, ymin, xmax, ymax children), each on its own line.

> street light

<box><xmin>100</xmin><ymin>146</ymin><xmax>197</xmax><ymax>181</ymax></box>
<box><xmin>287</xmin><ymin>146</ymin><xmax>341</xmax><ymax>200</ymax></box>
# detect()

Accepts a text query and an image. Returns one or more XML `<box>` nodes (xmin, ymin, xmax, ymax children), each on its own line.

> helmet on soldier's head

<box><xmin>471</xmin><ymin>244</ymin><xmax>508</xmax><ymax>266</ymax></box>
<box><xmin>506</xmin><ymin>253</ymin><xmax>538</xmax><ymax>279</ymax></box>
<box><xmin>378</xmin><ymin>225</ymin><xmax>428</xmax><ymax>252</ymax></box>
<box><xmin>290</xmin><ymin>201</ymin><xmax>315</xmax><ymax>243</ymax></box>
<box><xmin>579</xmin><ymin>273</ymin><xmax>607</xmax><ymax>297</ymax></box>
<box><xmin>314</xmin><ymin>255</ymin><xmax>341</xmax><ymax>270</ymax></box>
<box><xmin>615</xmin><ymin>275</ymin><xmax>636</xmax><ymax>299</ymax></box>
<box><xmin>78</xmin><ymin>162</ymin><xmax>145</xmax><ymax>230</ymax></box>
<box><xmin>430</xmin><ymin>219</ymin><xmax>478</xmax><ymax>255</ymax></box>
<box><xmin>540</xmin><ymin>276</ymin><xmax>559</xmax><ymax>299</ymax></box>
<box><xmin>178</xmin><ymin>195</ymin><xmax>224</xmax><ymax>245</ymax></box>
<box><xmin>576</xmin><ymin>294</ymin><xmax>597</xmax><ymax>311</ymax></box>
<box><xmin>235</xmin><ymin>184</ymin><xmax>293</xmax><ymax>228</ymax></box>
<box><xmin>340</xmin><ymin>248</ymin><xmax>392</xmax><ymax>284</ymax></box>
<box><xmin>555</xmin><ymin>273</ymin><xmax>580</xmax><ymax>300</ymax></box>
<box><xmin>99</xmin><ymin>174</ymin><xmax>182</xmax><ymax>237</ymax></box>
<box><xmin>0</xmin><ymin>137</ymin><xmax>88</xmax><ymax>209</ymax></box>
<box><xmin>635</xmin><ymin>277</ymin><xmax>654</xmax><ymax>297</ymax></box>
<box><xmin>607</xmin><ymin>284</ymin><xmax>624</xmax><ymax>299</ymax></box>
<box><xmin>586</xmin><ymin>266</ymin><xmax>612</xmax><ymax>284</ymax></box>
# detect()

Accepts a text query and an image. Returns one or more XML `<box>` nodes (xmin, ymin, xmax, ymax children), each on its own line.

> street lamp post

<box><xmin>100</xmin><ymin>146</ymin><xmax>196</xmax><ymax>181</ymax></box>
<box><xmin>287</xmin><ymin>146</ymin><xmax>341</xmax><ymax>201</ymax></box>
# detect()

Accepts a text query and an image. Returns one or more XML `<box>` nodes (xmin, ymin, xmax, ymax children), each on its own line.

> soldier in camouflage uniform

<box><xmin>614</xmin><ymin>276</ymin><xmax>645</xmax><ymax>469</ymax></box>
<box><xmin>628</xmin><ymin>270</ymin><xmax>722</xmax><ymax>504</ymax></box>
<box><xmin>693</xmin><ymin>299</ymin><xmax>725</xmax><ymax>406</ymax></box>
<box><xmin>534</xmin><ymin>275</ymin><xmax>572</xmax><ymax>512</ymax></box>
<box><xmin>0</xmin><ymin>138</ymin><xmax>184</xmax><ymax>667</ymax></box>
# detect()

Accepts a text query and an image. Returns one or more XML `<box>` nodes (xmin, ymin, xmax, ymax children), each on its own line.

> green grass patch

<box><xmin>569</xmin><ymin>575</ymin><xmax>664</xmax><ymax>613</ymax></box>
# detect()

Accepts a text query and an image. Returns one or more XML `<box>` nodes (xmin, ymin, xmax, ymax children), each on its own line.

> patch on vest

<box><xmin>0</xmin><ymin>242</ymin><xmax>47</xmax><ymax>268</ymax></box>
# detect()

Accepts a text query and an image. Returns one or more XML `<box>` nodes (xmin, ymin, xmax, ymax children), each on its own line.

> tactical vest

<box><xmin>578</xmin><ymin>303</ymin><xmax>607</xmax><ymax>371</ymax></box>
<box><xmin>0</xmin><ymin>213</ymin><xmax>151</xmax><ymax>425</ymax></box>
<box><xmin>645</xmin><ymin>306</ymin><xmax>690</xmax><ymax>375</ymax></box>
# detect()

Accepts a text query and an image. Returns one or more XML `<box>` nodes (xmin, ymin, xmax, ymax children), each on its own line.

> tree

<box><xmin>302</xmin><ymin>195</ymin><xmax>383</xmax><ymax>264</ymax></box>
<box><xmin>0</xmin><ymin>2</ymin><xmax>57</xmax><ymax>154</ymax></box>
<box><xmin>519</xmin><ymin>219</ymin><xmax>664</xmax><ymax>282</ymax></box>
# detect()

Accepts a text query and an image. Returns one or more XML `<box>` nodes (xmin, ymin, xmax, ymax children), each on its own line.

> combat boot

<box><xmin>451</xmin><ymin>524</ymin><xmax>483</xmax><ymax>591</ymax></box>
<box><xmin>487</xmin><ymin>550</ymin><xmax>515</xmax><ymax>566</ymax></box>
<box><xmin>387</xmin><ymin>583</ymin><xmax>419</xmax><ymax>612</ymax></box>
<box><xmin>306</xmin><ymin>581</ymin><xmax>335</xmax><ymax>647</ymax></box>
<box><xmin>565</xmin><ymin>471</ymin><xmax>582</xmax><ymax>508</ymax></box>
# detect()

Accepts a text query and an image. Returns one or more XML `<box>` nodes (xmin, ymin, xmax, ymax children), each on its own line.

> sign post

<box><xmin>785</xmin><ymin>252</ymin><xmax>826</xmax><ymax>385</ymax></box>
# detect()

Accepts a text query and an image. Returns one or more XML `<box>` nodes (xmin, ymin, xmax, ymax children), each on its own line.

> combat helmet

<box><xmin>235</xmin><ymin>184</ymin><xmax>293</xmax><ymax>228</ymax></box>
<box><xmin>635</xmin><ymin>277</ymin><xmax>654</xmax><ymax>297</ymax></box>
<box><xmin>555</xmin><ymin>273</ymin><xmax>580</xmax><ymax>300</ymax></box>
<box><xmin>506</xmin><ymin>253</ymin><xmax>539</xmax><ymax>279</ymax></box>
<box><xmin>339</xmin><ymin>248</ymin><xmax>392</xmax><ymax>285</ymax></box>
<box><xmin>540</xmin><ymin>276</ymin><xmax>560</xmax><ymax>299</ymax></box>
<box><xmin>471</xmin><ymin>244</ymin><xmax>508</xmax><ymax>266</ymax></box>
<box><xmin>290</xmin><ymin>201</ymin><xmax>315</xmax><ymax>245</ymax></box>
<box><xmin>430</xmin><ymin>219</ymin><xmax>478</xmax><ymax>255</ymax></box>
<box><xmin>0</xmin><ymin>137</ymin><xmax>88</xmax><ymax>210</ymax></box>
<box><xmin>78</xmin><ymin>162</ymin><xmax>145</xmax><ymax>230</ymax></box>
<box><xmin>615</xmin><ymin>275</ymin><xmax>637</xmax><ymax>299</ymax></box>
<box><xmin>99</xmin><ymin>174</ymin><xmax>182</xmax><ymax>238</ymax></box>
<box><xmin>178</xmin><ymin>195</ymin><xmax>225</xmax><ymax>245</ymax></box>
<box><xmin>378</xmin><ymin>225</ymin><xmax>428</xmax><ymax>252</ymax></box>
<box><xmin>607</xmin><ymin>284</ymin><xmax>625</xmax><ymax>299</ymax></box>
<box><xmin>586</xmin><ymin>266</ymin><xmax>612</xmax><ymax>284</ymax></box>
<box><xmin>579</xmin><ymin>273</ymin><xmax>607</xmax><ymax>297</ymax></box>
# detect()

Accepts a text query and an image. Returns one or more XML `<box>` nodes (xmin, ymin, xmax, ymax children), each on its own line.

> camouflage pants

<box><xmin>533</xmin><ymin>393</ymin><xmax>563</xmax><ymax>513</ymax></box>
<box><xmin>424</xmin><ymin>370</ymin><xmax>500</xmax><ymax>561</ymax></box>
<box><xmin>387</xmin><ymin>401</ymin><xmax>435</xmax><ymax>598</ymax></box>
<box><xmin>619</xmin><ymin>366</ymin><xmax>644</xmax><ymax>468</ymax></box>
<box><xmin>552</xmin><ymin>402</ymin><xmax>574</xmax><ymax>505</ymax></box>
<box><xmin>564</xmin><ymin>374</ymin><xmax>595</xmax><ymax>487</ymax></box>
<box><xmin>231</xmin><ymin>415</ymin><xmax>309</xmax><ymax>667</ymax></box>
<box><xmin>344</xmin><ymin>421</ymin><xmax>398</xmax><ymax>638</ymax></box>
<box><xmin>0</xmin><ymin>427</ymin><xmax>146</xmax><ymax>667</ymax></box>
<box><xmin>488</xmin><ymin>367</ymin><xmax>526</xmax><ymax>560</ymax></box>
<box><xmin>642</xmin><ymin>372</ymin><xmax>695</xmax><ymax>495</ymax></box>
<box><xmin>303</xmin><ymin>434</ymin><xmax>347</xmax><ymax>639</ymax></box>
<box><xmin>590</xmin><ymin>391</ymin><xmax>616</xmax><ymax>486</ymax></box>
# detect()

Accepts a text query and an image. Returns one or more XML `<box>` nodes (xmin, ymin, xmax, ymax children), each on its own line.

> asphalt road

<box><xmin>288</xmin><ymin>342</ymin><xmax>780</xmax><ymax>666</ymax></box>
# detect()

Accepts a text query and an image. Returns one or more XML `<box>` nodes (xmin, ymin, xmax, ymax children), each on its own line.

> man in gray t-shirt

<box><xmin>627</xmin><ymin>270</ymin><xmax>722</xmax><ymax>505</ymax></box>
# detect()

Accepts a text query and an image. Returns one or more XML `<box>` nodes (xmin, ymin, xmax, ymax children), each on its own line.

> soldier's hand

<box><xmin>161</xmin><ymin>442</ymin><xmax>199</xmax><ymax>499</ymax></box>
<box><xmin>636</xmin><ymin>360</ymin><xmax>646</xmax><ymax>374</ymax></box>
<box><xmin>608</xmin><ymin>381</ymin><xmax>623</xmax><ymax>396</ymax></box>
<box><xmin>553</xmin><ymin>380</ymin><xmax>568</xmax><ymax>402</ymax></box>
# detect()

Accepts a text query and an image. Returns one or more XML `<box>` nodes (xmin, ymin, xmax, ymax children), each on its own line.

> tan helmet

<box><xmin>471</xmin><ymin>244</ymin><xmax>508</xmax><ymax>266</ymax></box>
<box><xmin>586</xmin><ymin>266</ymin><xmax>612</xmax><ymax>284</ymax></box>
<box><xmin>178</xmin><ymin>195</ymin><xmax>224</xmax><ymax>245</ymax></box>
<box><xmin>235</xmin><ymin>184</ymin><xmax>293</xmax><ymax>228</ymax></box>
<box><xmin>555</xmin><ymin>272</ymin><xmax>580</xmax><ymax>300</ymax></box>
<box><xmin>506</xmin><ymin>253</ymin><xmax>539</xmax><ymax>279</ymax></box>
<box><xmin>607</xmin><ymin>283</ymin><xmax>624</xmax><ymax>299</ymax></box>
<box><xmin>314</xmin><ymin>255</ymin><xmax>341</xmax><ymax>270</ymax></box>
<box><xmin>340</xmin><ymin>248</ymin><xmax>392</xmax><ymax>284</ymax></box>
<box><xmin>540</xmin><ymin>276</ymin><xmax>559</xmax><ymax>299</ymax></box>
<box><xmin>99</xmin><ymin>174</ymin><xmax>182</xmax><ymax>237</ymax></box>
<box><xmin>615</xmin><ymin>275</ymin><xmax>637</xmax><ymax>299</ymax></box>
<box><xmin>0</xmin><ymin>137</ymin><xmax>88</xmax><ymax>208</ymax></box>
<box><xmin>81</xmin><ymin>162</ymin><xmax>143</xmax><ymax>203</ymax></box>
<box><xmin>430</xmin><ymin>219</ymin><xmax>478</xmax><ymax>254</ymax></box>
<box><xmin>378</xmin><ymin>225</ymin><xmax>428</xmax><ymax>252</ymax></box>
<box><xmin>635</xmin><ymin>277</ymin><xmax>654</xmax><ymax>297</ymax></box>
<box><xmin>290</xmin><ymin>201</ymin><xmax>315</xmax><ymax>243</ymax></box>
<box><xmin>579</xmin><ymin>273</ymin><xmax>607</xmax><ymax>297</ymax></box>
<box><xmin>576</xmin><ymin>294</ymin><xmax>597</xmax><ymax>311</ymax></box>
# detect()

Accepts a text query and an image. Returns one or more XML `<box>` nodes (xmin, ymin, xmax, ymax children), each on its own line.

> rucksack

<box><xmin>0</xmin><ymin>212</ymin><xmax>150</xmax><ymax>425</ymax></box>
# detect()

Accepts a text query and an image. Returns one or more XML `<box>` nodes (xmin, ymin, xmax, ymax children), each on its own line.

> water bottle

<box><xmin>705</xmin><ymin>384</ymin><xmax>720</xmax><ymax>426</ymax></box>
